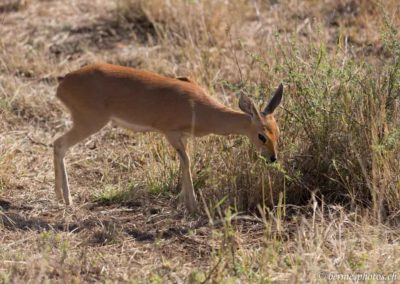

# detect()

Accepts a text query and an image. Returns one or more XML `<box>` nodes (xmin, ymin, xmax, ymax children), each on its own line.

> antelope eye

<box><xmin>258</xmin><ymin>134</ymin><xmax>267</xmax><ymax>143</ymax></box>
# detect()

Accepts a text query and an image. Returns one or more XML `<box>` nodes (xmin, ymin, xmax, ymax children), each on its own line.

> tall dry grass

<box><xmin>0</xmin><ymin>0</ymin><xmax>399</xmax><ymax>282</ymax></box>
<box><xmin>112</xmin><ymin>0</ymin><xmax>400</xmax><ymax>221</ymax></box>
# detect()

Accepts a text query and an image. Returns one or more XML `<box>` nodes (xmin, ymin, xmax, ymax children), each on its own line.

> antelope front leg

<box><xmin>177</xmin><ymin>149</ymin><xmax>197</xmax><ymax>212</ymax></box>
<box><xmin>175</xmin><ymin>163</ymin><xmax>183</xmax><ymax>193</ymax></box>
<box><xmin>166</xmin><ymin>133</ymin><xmax>197</xmax><ymax>213</ymax></box>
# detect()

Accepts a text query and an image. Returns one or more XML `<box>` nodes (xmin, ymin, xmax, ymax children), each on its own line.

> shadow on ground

<box><xmin>0</xmin><ymin>198</ymin><xmax>211</xmax><ymax>244</ymax></box>
<box><xmin>49</xmin><ymin>15</ymin><xmax>156</xmax><ymax>60</ymax></box>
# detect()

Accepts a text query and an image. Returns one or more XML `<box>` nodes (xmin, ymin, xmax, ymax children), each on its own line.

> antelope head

<box><xmin>239</xmin><ymin>84</ymin><xmax>283</xmax><ymax>162</ymax></box>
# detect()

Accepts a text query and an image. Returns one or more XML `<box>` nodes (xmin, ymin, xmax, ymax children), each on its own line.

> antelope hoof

<box><xmin>55</xmin><ymin>193</ymin><xmax>64</xmax><ymax>203</ymax></box>
<box><xmin>178</xmin><ymin>190</ymin><xmax>197</xmax><ymax>213</ymax></box>
<box><xmin>185</xmin><ymin>196</ymin><xmax>198</xmax><ymax>214</ymax></box>
<box><xmin>64</xmin><ymin>197</ymin><xmax>73</xmax><ymax>207</ymax></box>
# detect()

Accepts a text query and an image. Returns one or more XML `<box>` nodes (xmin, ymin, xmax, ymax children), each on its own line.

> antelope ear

<box><xmin>239</xmin><ymin>93</ymin><xmax>260</xmax><ymax>118</ymax></box>
<box><xmin>262</xmin><ymin>83</ymin><xmax>283</xmax><ymax>115</ymax></box>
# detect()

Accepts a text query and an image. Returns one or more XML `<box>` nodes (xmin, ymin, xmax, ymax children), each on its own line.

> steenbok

<box><xmin>54</xmin><ymin>63</ymin><xmax>283</xmax><ymax>212</ymax></box>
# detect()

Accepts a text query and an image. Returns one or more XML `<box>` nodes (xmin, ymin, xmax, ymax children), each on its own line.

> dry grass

<box><xmin>0</xmin><ymin>0</ymin><xmax>400</xmax><ymax>282</ymax></box>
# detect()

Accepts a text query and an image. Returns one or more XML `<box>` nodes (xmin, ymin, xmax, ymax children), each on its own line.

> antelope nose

<box><xmin>270</xmin><ymin>155</ymin><xmax>277</xmax><ymax>163</ymax></box>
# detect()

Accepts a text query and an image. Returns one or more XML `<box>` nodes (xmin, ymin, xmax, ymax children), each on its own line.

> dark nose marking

<box><xmin>270</xmin><ymin>155</ymin><xmax>277</xmax><ymax>163</ymax></box>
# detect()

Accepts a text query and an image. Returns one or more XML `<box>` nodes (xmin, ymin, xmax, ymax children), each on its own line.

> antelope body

<box><xmin>54</xmin><ymin>63</ymin><xmax>283</xmax><ymax>212</ymax></box>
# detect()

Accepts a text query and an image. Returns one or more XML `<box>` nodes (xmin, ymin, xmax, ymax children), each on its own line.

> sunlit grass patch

<box><xmin>93</xmin><ymin>183</ymin><xmax>137</xmax><ymax>204</ymax></box>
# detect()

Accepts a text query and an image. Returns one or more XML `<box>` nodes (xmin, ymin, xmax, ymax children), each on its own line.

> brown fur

<box><xmin>54</xmin><ymin>63</ymin><xmax>283</xmax><ymax>212</ymax></box>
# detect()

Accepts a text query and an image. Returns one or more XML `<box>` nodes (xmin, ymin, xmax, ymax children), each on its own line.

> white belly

<box><xmin>111</xmin><ymin>117</ymin><xmax>156</xmax><ymax>132</ymax></box>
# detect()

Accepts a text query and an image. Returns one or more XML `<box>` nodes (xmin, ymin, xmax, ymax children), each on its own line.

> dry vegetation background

<box><xmin>0</xmin><ymin>0</ymin><xmax>400</xmax><ymax>283</ymax></box>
